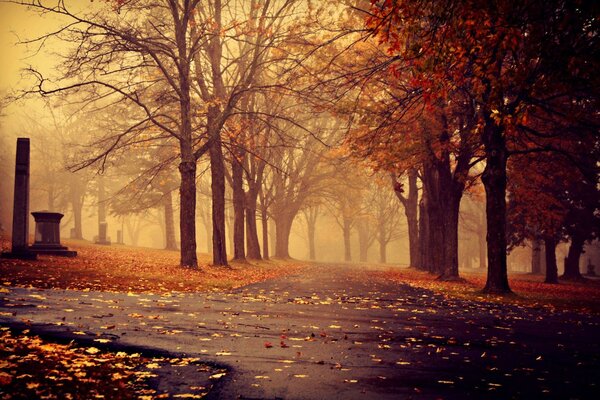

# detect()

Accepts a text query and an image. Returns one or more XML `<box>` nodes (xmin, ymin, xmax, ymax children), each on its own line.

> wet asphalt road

<box><xmin>1</xmin><ymin>263</ymin><xmax>599</xmax><ymax>399</ymax></box>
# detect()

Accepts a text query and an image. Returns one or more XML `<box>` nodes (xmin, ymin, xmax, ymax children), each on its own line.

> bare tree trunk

<box><xmin>356</xmin><ymin>218</ymin><xmax>370</xmax><ymax>262</ymax></box>
<box><xmin>418</xmin><ymin>197</ymin><xmax>429</xmax><ymax>271</ymax></box>
<box><xmin>394</xmin><ymin>170</ymin><xmax>420</xmax><ymax>268</ymax></box>
<box><xmin>178</xmin><ymin>160</ymin><xmax>198</xmax><ymax>267</ymax></box>
<box><xmin>544</xmin><ymin>237</ymin><xmax>559</xmax><ymax>284</ymax></box>
<box><xmin>562</xmin><ymin>235</ymin><xmax>584</xmax><ymax>280</ymax></box>
<box><xmin>245</xmin><ymin>192</ymin><xmax>261</xmax><ymax>260</ymax></box>
<box><xmin>261</xmin><ymin>207</ymin><xmax>269</xmax><ymax>260</ymax></box>
<box><xmin>231</xmin><ymin>155</ymin><xmax>246</xmax><ymax>261</ymax></box>
<box><xmin>125</xmin><ymin>216</ymin><xmax>143</xmax><ymax>247</ymax></box>
<box><xmin>209</xmin><ymin>133</ymin><xmax>228</xmax><ymax>266</ymax></box>
<box><xmin>343</xmin><ymin>217</ymin><xmax>352</xmax><ymax>262</ymax></box>
<box><xmin>439</xmin><ymin>192</ymin><xmax>462</xmax><ymax>280</ymax></box>
<box><xmin>481</xmin><ymin>122</ymin><xmax>511</xmax><ymax>293</ymax></box>
<box><xmin>275</xmin><ymin>214</ymin><xmax>293</xmax><ymax>258</ymax></box>
<box><xmin>98</xmin><ymin>176</ymin><xmax>106</xmax><ymax>226</ymax></box>
<box><xmin>163</xmin><ymin>191</ymin><xmax>177</xmax><ymax>250</ymax></box>
<box><xmin>226</xmin><ymin>205</ymin><xmax>234</xmax><ymax>256</ymax></box>
<box><xmin>421</xmin><ymin>165</ymin><xmax>445</xmax><ymax>275</ymax></box>
<box><xmin>379</xmin><ymin>241</ymin><xmax>387</xmax><ymax>263</ymax></box>
<box><xmin>70</xmin><ymin>182</ymin><xmax>85</xmax><ymax>240</ymax></box>
<box><xmin>531</xmin><ymin>238</ymin><xmax>542</xmax><ymax>274</ymax></box>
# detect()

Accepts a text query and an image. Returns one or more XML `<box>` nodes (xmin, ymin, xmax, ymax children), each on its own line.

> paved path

<box><xmin>1</xmin><ymin>264</ymin><xmax>599</xmax><ymax>399</ymax></box>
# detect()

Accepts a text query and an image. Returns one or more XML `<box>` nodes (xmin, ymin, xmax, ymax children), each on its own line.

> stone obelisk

<box><xmin>2</xmin><ymin>138</ymin><xmax>37</xmax><ymax>259</ymax></box>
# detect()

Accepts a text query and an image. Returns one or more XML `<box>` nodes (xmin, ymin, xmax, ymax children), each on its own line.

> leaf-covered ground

<box><xmin>1</xmin><ymin>239</ymin><xmax>599</xmax><ymax>398</ymax></box>
<box><xmin>377</xmin><ymin>267</ymin><xmax>600</xmax><ymax>313</ymax></box>
<box><xmin>0</xmin><ymin>327</ymin><xmax>222</xmax><ymax>400</ymax></box>
<box><xmin>0</xmin><ymin>238</ymin><xmax>306</xmax><ymax>294</ymax></box>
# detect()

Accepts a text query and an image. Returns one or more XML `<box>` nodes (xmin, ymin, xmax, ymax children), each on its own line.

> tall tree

<box><xmin>366</xmin><ymin>0</ymin><xmax>599</xmax><ymax>292</ymax></box>
<box><xmin>392</xmin><ymin>169</ymin><xmax>420</xmax><ymax>268</ymax></box>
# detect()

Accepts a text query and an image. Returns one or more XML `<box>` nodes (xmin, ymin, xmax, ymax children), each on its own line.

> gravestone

<box><xmin>30</xmin><ymin>211</ymin><xmax>77</xmax><ymax>257</ymax></box>
<box><xmin>1</xmin><ymin>138</ymin><xmax>37</xmax><ymax>260</ymax></box>
<box><xmin>95</xmin><ymin>221</ymin><xmax>111</xmax><ymax>245</ymax></box>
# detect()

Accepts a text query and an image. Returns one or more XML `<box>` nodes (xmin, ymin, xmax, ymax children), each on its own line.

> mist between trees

<box><xmin>0</xmin><ymin>0</ymin><xmax>598</xmax><ymax>294</ymax></box>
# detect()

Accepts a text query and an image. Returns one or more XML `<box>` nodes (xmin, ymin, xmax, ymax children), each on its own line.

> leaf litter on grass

<box><xmin>0</xmin><ymin>238</ymin><xmax>309</xmax><ymax>294</ymax></box>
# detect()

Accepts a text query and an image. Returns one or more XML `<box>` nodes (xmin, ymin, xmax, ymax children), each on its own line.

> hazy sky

<box><xmin>0</xmin><ymin>2</ymin><xmax>76</xmax><ymax>133</ymax></box>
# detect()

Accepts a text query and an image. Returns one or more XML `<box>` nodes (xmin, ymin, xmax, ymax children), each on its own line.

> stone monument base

<box><xmin>1</xmin><ymin>248</ymin><xmax>37</xmax><ymax>260</ymax></box>
<box><xmin>30</xmin><ymin>243</ymin><xmax>77</xmax><ymax>257</ymax></box>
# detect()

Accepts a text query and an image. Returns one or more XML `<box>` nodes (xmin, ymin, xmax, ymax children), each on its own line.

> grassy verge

<box><xmin>0</xmin><ymin>238</ymin><xmax>308</xmax><ymax>294</ymax></box>
<box><xmin>376</xmin><ymin>267</ymin><xmax>600</xmax><ymax>313</ymax></box>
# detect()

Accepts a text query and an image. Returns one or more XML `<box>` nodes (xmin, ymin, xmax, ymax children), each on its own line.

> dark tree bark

<box><xmin>544</xmin><ymin>237</ymin><xmax>559</xmax><ymax>284</ymax></box>
<box><xmin>231</xmin><ymin>152</ymin><xmax>246</xmax><ymax>261</ymax></box>
<box><xmin>178</xmin><ymin>160</ymin><xmax>198</xmax><ymax>266</ymax></box>
<box><xmin>420</xmin><ymin>163</ymin><xmax>445</xmax><ymax>275</ymax></box>
<box><xmin>531</xmin><ymin>238</ymin><xmax>543</xmax><ymax>274</ymax></box>
<box><xmin>393</xmin><ymin>169</ymin><xmax>420</xmax><ymax>268</ymax></box>
<box><xmin>208</xmin><ymin>130</ymin><xmax>228</xmax><ymax>266</ymax></box>
<box><xmin>562</xmin><ymin>235</ymin><xmax>584</xmax><ymax>280</ymax></box>
<box><xmin>439</xmin><ymin>192</ymin><xmax>461</xmax><ymax>279</ymax></box>
<box><xmin>418</xmin><ymin>196</ymin><xmax>430</xmax><ymax>271</ymax></box>
<box><xmin>259</xmin><ymin>191</ymin><xmax>270</xmax><ymax>260</ymax></box>
<box><xmin>245</xmin><ymin>156</ymin><xmax>264</xmax><ymax>260</ymax></box>
<box><xmin>245</xmin><ymin>193</ymin><xmax>261</xmax><ymax>260</ymax></box>
<box><xmin>274</xmin><ymin>213</ymin><xmax>293</xmax><ymax>258</ymax></box>
<box><xmin>481</xmin><ymin>122</ymin><xmax>511</xmax><ymax>293</ymax></box>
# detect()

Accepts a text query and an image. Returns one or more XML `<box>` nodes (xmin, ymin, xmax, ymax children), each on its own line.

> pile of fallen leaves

<box><xmin>376</xmin><ymin>268</ymin><xmax>600</xmax><ymax>313</ymax></box>
<box><xmin>0</xmin><ymin>327</ymin><xmax>222</xmax><ymax>399</ymax></box>
<box><xmin>0</xmin><ymin>327</ymin><xmax>146</xmax><ymax>399</ymax></box>
<box><xmin>0</xmin><ymin>238</ymin><xmax>307</xmax><ymax>294</ymax></box>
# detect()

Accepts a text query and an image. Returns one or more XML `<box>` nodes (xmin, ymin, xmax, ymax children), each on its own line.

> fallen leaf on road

<box><xmin>85</xmin><ymin>347</ymin><xmax>100</xmax><ymax>355</ymax></box>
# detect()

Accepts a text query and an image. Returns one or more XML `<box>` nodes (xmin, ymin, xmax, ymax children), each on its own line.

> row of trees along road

<box><xmin>10</xmin><ymin>0</ymin><xmax>599</xmax><ymax>294</ymax></box>
<box><xmin>310</xmin><ymin>0</ymin><xmax>598</xmax><ymax>292</ymax></box>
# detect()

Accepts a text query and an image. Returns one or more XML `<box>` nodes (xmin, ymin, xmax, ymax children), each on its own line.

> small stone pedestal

<box><xmin>30</xmin><ymin>211</ymin><xmax>77</xmax><ymax>257</ymax></box>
